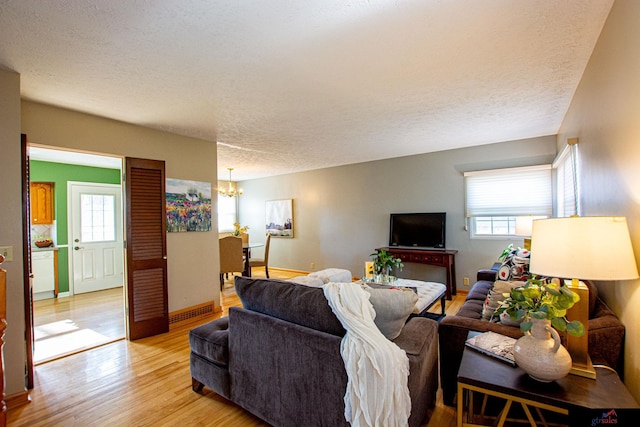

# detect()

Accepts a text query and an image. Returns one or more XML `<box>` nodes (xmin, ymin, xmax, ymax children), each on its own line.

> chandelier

<box><xmin>218</xmin><ymin>167</ymin><xmax>243</xmax><ymax>197</ymax></box>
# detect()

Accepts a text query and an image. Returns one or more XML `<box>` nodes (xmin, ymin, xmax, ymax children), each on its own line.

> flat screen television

<box><xmin>389</xmin><ymin>212</ymin><xmax>446</xmax><ymax>249</ymax></box>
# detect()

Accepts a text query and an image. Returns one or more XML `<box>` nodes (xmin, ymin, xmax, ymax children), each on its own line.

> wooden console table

<box><xmin>378</xmin><ymin>247</ymin><xmax>457</xmax><ymax>299</ymax></box>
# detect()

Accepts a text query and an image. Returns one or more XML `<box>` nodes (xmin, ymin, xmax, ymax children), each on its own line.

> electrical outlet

<box><xmin>0</xmin><ymin>246</ymin><xmax>13</xmax><ymax>262</ymax></box>
<box><xmin>463</xmin><ymin>277</ymin><xmax>470</xmax><ymax>286</ymax></box>
<box><xmin>310</xmin><ymin>262</ymin><xmax>315</xmax><ymax>270</ymax></box>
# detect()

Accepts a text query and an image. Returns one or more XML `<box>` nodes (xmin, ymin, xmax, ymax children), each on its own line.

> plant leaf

<box><xmin>551</xmin><ymin>317</ymin><xmax>567</xmax><ymax>332</ymax></box>
<box><xmin>520</xmin><ymin>321</ymin><xmax>533</xmax><ymax>333</ymax></box>
<box><xmin>567</xmin><ymin>320</ymin><xmax>585</xmax><ymax>337</ymax></box>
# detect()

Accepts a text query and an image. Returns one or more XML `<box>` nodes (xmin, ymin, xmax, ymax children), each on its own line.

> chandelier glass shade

<box><xmin>218</xmin><ymin>167</ymin><xmax>243</xmax><ymax>198</ymax></box>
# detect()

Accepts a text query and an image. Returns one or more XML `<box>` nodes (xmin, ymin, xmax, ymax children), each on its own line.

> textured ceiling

<box><xmin>0</xmin><ymin>0</ymin><xmax>613</xmax><ymax>180</ymax></box>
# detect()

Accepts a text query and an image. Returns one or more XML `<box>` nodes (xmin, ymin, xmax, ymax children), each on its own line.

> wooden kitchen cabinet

<box><xmin>30</xmin><ymin>182</ymin><xmax>54</xmax><ymax>224</ymax></box>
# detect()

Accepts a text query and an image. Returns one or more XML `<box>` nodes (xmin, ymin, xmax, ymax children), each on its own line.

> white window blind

<box><xmin>554</xmin><ymin>144</ymin><xmax>579</xmax><ymax>217</ymax></box>
<box><xmin>465</xmin><ymin>165</ymin><xmax>552</xmax><ymax>217</ymax></box>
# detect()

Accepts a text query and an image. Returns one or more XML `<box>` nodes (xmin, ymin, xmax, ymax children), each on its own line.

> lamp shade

<box><xmin>529</xmin><ymin>217</ymin><xmax>639</xmax><ymax>280</ymax></box>
<box><xmin>515</xmin><ymin>215</ymin><xmax>546</xmax><ymax>237</ymax></box>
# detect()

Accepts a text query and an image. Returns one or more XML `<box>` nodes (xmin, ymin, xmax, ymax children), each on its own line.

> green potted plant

<box><xmin>495</xmin><ymin>277</ymin><xmax>585</xmax><ymax>381</ymax></box>
<box><xmin>495</xmin><ymin>276</ymin><xmax>584</xmax><ymax>337</ymax></box>
<box><xmin>369</xmin><ymin>249</ymin><xmax>404</xmax><ymax>284</ymax></box>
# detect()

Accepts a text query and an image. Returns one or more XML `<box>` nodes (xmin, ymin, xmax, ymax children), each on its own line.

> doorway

<box><xmin>29</xmin><ymin>146</ymin><xmax>126</xmax><ymax>363</ymax></box>
<box><xmin>69</xmin><ymin>182</ymin><xmax>124</xmax><ymax>294</ymax></box>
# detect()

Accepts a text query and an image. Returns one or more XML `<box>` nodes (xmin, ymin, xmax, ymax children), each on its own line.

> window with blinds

<box><xmin>554</xmin><ymin>143</ymin><xmax>579</xmax><ymax>217</ymax></box>
<box><xmin>464</xmin><ymin>165</ymin><xmax>552</xmax><ymax>237</ymax></box>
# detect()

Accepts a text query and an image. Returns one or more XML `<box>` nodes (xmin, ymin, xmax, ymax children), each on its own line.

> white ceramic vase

<box><xmin>513</xmin><ymin>318</ymin><xmax>572</xmax><ymax>382</ymax></box>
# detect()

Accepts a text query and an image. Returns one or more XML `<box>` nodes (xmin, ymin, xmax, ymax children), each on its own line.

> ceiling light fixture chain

<box><xmin>218</xmin><ymin>167</ymin><xmax>243</xmax><ymax>197</ymax></box>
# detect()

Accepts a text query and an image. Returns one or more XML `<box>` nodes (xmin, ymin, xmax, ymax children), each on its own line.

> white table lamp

<box><xmin>529</xmin><ymin>216</ymin><xmax>638</xmax><ymax>378</ymax></box>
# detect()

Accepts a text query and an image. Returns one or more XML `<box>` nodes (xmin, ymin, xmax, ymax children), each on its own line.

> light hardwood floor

<box><xmin>33</xmin><ymin>287</ymin><xmax>125</xmax><ymax>364</ymax></box>
<box><xmin>9</xmin><ymin>268</ymin><xmax>463</xmax><ymax>427</ymax></box>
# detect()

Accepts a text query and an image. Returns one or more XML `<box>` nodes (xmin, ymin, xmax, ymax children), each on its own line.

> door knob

<box><xmin>74</xmin><ymin>246</ymin><xmax>83</xmax><ymax>251</ymax></box>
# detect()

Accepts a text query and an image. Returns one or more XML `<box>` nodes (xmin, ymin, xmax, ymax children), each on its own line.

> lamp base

<box><xmin>570</xmin><ymin>354</ymin><xmax>596</xmax><ymax>379</ymax></box>
<box><xmin>566</xmin><ymin>279</ymin><xmax>596</xmax><ymax>380</ymax></box>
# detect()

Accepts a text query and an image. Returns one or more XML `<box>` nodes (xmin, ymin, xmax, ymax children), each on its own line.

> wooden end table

<box><xmin>457</xmin><ymin>333</ymin><xmax>639</xmax><ymax>427</ymax></box>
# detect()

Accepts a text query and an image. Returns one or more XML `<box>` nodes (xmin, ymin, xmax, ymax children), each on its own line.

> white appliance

<box><xmin>32</xmin><ymin>250</ymin><xmax>55</xmax><ymax>298</ymax></box>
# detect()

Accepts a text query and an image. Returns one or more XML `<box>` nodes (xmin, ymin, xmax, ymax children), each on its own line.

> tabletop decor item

<box><xmin>369</xmin><ymin>249</ymin><xmax>404</xmax><ymax>285</ymax></box>
<box><xmin>495</xmin><ymin>277</ymin><xmax>584</xmax><ymax>381</ymax></box>
<box><xmin>233</xmin><ymin>222</ymin><xmax>249</xmax><ymax>236</ymax></box>
<box><xmin>233</xmin><ymin>222</ymin><xmax>249</xmax><ymax>243</ymax></box>
<box><xmin>495</xmin><ymin>277</ymin><xmax>584</xmax><ymax>336</ymax></box>
<box><xmin>34</xmin><ymin>238</ymin><xmax>53</xmax><ymax>248</ymax></box>
<box><xmin>513</xmin><ymin>317</ymin><xmax>572</xmax><ymax>382</ymax></box>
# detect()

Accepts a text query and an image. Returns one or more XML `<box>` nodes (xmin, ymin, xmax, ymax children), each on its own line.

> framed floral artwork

<box><xmin>165</xmin><ymin>178</ymin><xmax>212</xmax><ymax>232</ymax></box>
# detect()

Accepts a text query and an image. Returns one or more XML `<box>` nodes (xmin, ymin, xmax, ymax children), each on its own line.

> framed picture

<box><xmin>266</xmin><ymin>199</ymin><xmax>293</xmax><ymax>237</ymax></box>
<box><xmin>165</xmin><ymin>178</ymin><xmax>212</xmax><ymax>232</ymax></box>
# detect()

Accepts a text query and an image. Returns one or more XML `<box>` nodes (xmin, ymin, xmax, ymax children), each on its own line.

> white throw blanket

<box><xmin>323</xmin><ymin>282</ymin><xmax>411</xmax><ymax>427</ymax></box>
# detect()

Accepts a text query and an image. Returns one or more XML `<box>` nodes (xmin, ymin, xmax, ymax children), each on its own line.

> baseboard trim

<box><xmin>6</xmin><ymin>390</ymin><xmax>31</xmax><ymax>409</ymax></box>
<box><xmin>169</xmin><ymin>301</ymin><xmax>220</xmax><ymax>326</ymax></box>
<box><xmin>269</xmin><ymin>267</ymin><xmax>309</xmax><ymax>275</ymax></box>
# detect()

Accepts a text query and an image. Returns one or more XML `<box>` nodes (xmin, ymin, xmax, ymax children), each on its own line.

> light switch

<box><xmin>0</xmin><ymin>246</ymin><xmax>13</xmax><ymax>262</ymax></box>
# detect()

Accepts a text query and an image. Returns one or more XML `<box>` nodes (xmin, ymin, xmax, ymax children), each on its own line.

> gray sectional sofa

<box><xmin>189</xmin><ymin>276</ymin><xmax>440</xmax><ymax>427</ymax></box>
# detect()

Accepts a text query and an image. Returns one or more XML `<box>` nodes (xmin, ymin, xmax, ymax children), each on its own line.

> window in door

<box><xmin>81</xmin><ymin>193</ymin><xmax>116</xmax><ymax>242</ymax></box>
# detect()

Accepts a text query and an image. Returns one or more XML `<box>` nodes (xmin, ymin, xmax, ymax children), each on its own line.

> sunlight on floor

<box><xmin>34</xmin><ymin>320</ymin><xmax>115</xmax><ymax>363</ymax></box>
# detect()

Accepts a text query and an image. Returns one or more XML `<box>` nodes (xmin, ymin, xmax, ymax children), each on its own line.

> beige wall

<box><xmin>558</xmin><ymin>0</ymin><xmax>640</xmax><ymax>400</ymax></box>
<box><xmin>0</xmin><ymin>99</ymin><xmax>219</xmax><ymax>396</ymax></box>
<box><xmin>239</xmin><ymin>135</ymin><xmax>556</xmax><ymax>290</ymax></box>
<box><xmin>21</xmin><ymin>101</ymin><xmax>220</xmax><ymax>313</ymax></box>
<box><xmin>0</xmin><ymin>68</ymin><xmax>27</xmax><ymax>396</ymax></box>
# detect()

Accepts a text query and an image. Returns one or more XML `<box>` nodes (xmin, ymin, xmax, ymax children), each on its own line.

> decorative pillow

<box><xmin>497</xmin><ymin>248</ymin><xmax>531</xmax><ymax>281</ymax></box>
<box><xmin>362</xmin><ymin>284</ymin><xmax>419</xmax><ymax>340</ymax></box>
<box><xmin>481</xmin><ymin>280</ymin><xmax>525</xmax><ymax>321</ymax></box>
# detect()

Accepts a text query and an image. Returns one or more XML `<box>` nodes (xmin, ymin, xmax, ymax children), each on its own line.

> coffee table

<box><xmin>457</xmin><ymin>332</ymin><xmax>639</xmax><ymax>426</ymax></box>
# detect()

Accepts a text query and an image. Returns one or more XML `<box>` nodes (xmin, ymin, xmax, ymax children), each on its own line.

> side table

<box><xmin>457</xmin><ymin>333</ymin><xmax>639</xmax><ymax>427</ymax></box>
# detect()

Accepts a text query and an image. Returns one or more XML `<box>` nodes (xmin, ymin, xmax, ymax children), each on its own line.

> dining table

<box><xmin>242</xmin><ymin>242</ymin><xmax>264</xmax><ymax>277</ymax></box>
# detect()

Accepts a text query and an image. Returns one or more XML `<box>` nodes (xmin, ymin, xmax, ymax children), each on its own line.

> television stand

<box><xmin>378</xmin><ymin>247</ymin><xmax>457</xmax><ymax>299</ymax></box>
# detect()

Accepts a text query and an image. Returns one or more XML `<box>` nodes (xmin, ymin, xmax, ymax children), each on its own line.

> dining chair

<box><xmin>219</xmin><ymin>236</ymin><xmax>244</xmax><ymax>290</ymax></box>
<box><xmin>249</xmin><ymin>233</ymin><xmax>271</xmax><ymax>278</ymax></box>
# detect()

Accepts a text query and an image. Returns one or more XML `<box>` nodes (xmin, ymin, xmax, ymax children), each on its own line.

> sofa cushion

<box><xmin>466</xmin><ymin>280</ymin><xmax>493</xmax><ymax>301</ymax></box>
<box><xmin>457</xmin><ymin>299</ymin><xmax>485</xmax><ymax>319</ymax></box>
<box><xmin>189</xmin><ymin>317</ymin><xmax>230</xmax><ymax>366</ymax></box>
<box><xmin>363</xmin><ymin>285</ymin><xmax>419</xmax><ymax>340</ymax></box>
<box><xmin>235</xmin><ymin>276</ymin><xmax>346</xmax><ymax>337</ymax></box>
<box><xmin>481</xmin><ymin>280</ymin><xmax>524</xmax><ymax>321</ymax></box>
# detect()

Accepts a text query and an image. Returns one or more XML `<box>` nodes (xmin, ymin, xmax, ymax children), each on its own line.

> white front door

<box><xmin>69</xmin><ymin>183</ymin><xmax>124</xmax><ymax>294</ymax></box>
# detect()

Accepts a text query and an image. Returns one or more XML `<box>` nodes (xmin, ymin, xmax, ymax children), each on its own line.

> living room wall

<box><xmin>21</xmin><ymin>101</ymin><xmax>220</xmax><ymax>313</ymax></box>
<box><xmin>0</xmin><ymin>100</ymin><xmax>219</xmax><ymax>398</ymax></box>
<box><xmin>557</xmin><ymin>0</ymin><xmax>640</xmax><ymax>401</ymax></box>
<box><xmin>0</xmin><ymin>67</ymin><xmax>25</xmax><ymax>397</ymax></box>
<box><xmin>238</xmin><ymin>135</ymin><xmax>556</xmax><ymax>291</ymax></box>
